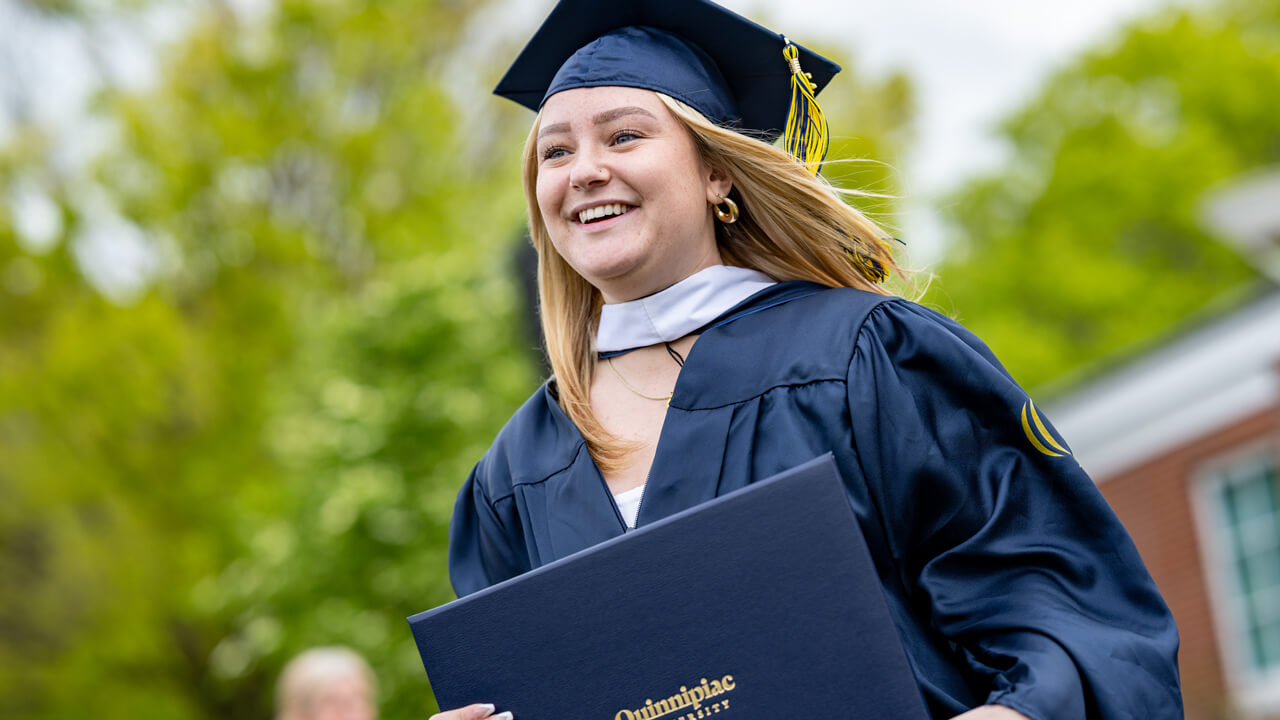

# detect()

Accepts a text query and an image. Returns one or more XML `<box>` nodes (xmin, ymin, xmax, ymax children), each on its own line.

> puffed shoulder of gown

<box><xmin>448</xmin><ymin>283</ymin><xmax>1184</xmax><ymax>720</ymax></box>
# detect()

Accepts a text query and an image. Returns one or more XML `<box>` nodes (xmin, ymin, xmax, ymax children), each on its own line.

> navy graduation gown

<box><xmin>448</xmin><ymin>284</ymin><xmax>1182</xmax><ymax>720</ymax></box>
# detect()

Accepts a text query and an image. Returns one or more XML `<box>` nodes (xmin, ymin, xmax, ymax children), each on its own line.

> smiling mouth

<box><xmin>577</xmin><ymin>203</ymin><xmax>634</xmax><ymax>224</ymax></box>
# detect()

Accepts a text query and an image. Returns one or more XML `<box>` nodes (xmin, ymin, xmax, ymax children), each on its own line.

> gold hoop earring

<box><xmin>713</xmin><ymin>194</ymin><xmax>739</xmax><ymax>224</ymax></box>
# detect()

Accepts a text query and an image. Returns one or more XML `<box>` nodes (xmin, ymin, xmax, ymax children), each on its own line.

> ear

<box><xmin>705</xmin><ymin>164</ymin><xmax>734</xmax><ymax>204</ymax></box>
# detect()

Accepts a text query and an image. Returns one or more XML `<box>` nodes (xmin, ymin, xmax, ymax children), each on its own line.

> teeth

<box><xmin>578</xmin><ymin>203</ymin><xmax>629</xmax><ymax>223</ymax></box>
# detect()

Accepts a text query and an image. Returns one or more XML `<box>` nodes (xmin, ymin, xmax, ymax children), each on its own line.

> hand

<box><xmin>430</xmin><ymin>703</ymin><xmax>513</xmax><ymax>720</ymax></box>
<box><xmin>951</xmin><ymin>705</ymin><xmax>1032</xmax><ymax>720</ymax></box>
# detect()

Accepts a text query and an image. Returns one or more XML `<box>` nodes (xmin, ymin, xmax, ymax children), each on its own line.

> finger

<box><xmin>429</xmin><ymin>703</ymin><xmax>499</xmax><ymax>720</ymax></box>
<box><xmin>471</xmin><ymin>705</ymin><xmax>514</xmax><ymax>720</ymax></box>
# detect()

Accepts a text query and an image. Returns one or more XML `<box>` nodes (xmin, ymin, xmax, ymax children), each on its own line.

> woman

<box><xmin>433</xmin><ymin>1</ymin><xmax>1183</xmax><ymax>719</ymax></box>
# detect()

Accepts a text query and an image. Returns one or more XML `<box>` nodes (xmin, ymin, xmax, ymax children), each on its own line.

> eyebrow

<box><xmin>537</xmin><ymin>106</ymin><xmax>659</xmax><ymax>140</ymax></box>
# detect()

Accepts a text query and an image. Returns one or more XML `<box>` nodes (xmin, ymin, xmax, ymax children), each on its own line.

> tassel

<box><xmin>780</xmin><ymin>37</ymin><xmax>895</xmax><ymax>284</ymax></box>
<box><xmin>781</xmin><ymin>37</ymin><xmax>829</xmax><ymax>175</ymax></box>
<box><xmin>847</xmin><ymin>237</ymin><xmax>889</xmax><ymax>284</ymax></box>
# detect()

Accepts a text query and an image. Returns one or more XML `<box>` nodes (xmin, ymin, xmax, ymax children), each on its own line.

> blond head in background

<box><xmin>276</xmin><ymin>646</ymin><xmax>377</xmax><ymax>720</ymax></box>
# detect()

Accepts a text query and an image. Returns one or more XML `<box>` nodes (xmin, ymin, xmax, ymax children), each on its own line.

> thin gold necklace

<box><xmin>606</xmin><ymin>356</ymin><xmax>674</xmax><ymax>403</ymax></box>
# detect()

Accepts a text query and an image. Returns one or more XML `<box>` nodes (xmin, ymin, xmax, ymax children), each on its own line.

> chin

<box><xmin>573</xmin><ymin>263</ymin><xmax>648</xmax><ymax>299</ymax></box>
<box><xmin>565</xmin><ymin>249</ymin><xmax>648</xmax><ymax>289</ymax></box>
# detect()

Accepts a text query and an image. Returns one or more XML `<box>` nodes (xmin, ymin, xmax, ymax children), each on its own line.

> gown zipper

<box><xmin>625</xmin><ymin>471</ymin><xmax>651</xmax><ymax>533</ymax></box>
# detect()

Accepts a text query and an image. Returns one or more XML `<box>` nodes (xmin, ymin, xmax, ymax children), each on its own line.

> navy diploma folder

<box><xmin>408</xmin><ymin>454</ymin><xmax>930</xmax><ymax>720</ymax></box>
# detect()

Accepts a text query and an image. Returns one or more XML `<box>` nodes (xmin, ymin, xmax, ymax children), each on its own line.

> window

<box><xmin>1214</xmin><ymin>456</ymin><xmax>1280</xmax><ymax>674</ymax></box>
<box><xmin>1198</xmin><ymin>451</ymin><xmax>1280</xmax><ymax>715</ymax></box>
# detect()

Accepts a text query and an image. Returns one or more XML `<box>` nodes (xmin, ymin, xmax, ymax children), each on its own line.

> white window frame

<box><xmin>1191</xmin><ymin>442</ymin><xmax>1280</xmax><ymax>718</ymax></box>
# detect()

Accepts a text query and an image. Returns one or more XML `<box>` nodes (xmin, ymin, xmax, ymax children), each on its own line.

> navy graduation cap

<box><xmin>495</xmin><ymin>0</ymin><xmax>840</xmax><ymax>172</ymax></box>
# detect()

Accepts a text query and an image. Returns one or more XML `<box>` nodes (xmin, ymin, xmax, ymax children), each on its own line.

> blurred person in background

<box><xmin>276</xmin><ymin>646</ymin><xmax>377</xmax><ymax>720</ymax></box>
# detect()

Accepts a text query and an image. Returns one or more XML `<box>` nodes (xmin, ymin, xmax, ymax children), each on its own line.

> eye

<box><xmin>612</xmin><ymin>129</ymin><xmax>643</xmax><ymax>145</ymax></box>
<box><xmin>541</xmin><ymin>145</ymin><xmax>568</xmax><ymax>161</ymax></box>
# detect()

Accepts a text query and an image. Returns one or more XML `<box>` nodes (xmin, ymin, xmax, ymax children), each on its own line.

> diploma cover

<box><xmin>408</xmin><ymin>454</ymin><xmax>930</xmax><ymax>719</ymax></box>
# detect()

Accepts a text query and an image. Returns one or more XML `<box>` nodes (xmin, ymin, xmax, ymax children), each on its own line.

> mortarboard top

<box><xmin>494</xmin><ymin>0</ymin><xmax>841</xmax><ymax>143</ymax></box>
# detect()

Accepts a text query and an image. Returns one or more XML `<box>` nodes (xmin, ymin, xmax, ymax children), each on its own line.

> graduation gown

<box><xmin>449</xmin><ymin>282</ymin><xmax>1183</xmax><ymax>720</ymax></box>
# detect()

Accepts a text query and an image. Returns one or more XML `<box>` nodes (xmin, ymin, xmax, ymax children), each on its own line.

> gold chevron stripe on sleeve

<box><xmin>1021</xmin><ymin>401</ymin><xmax>1065</xmax><ymax>457</ymax></box>
<box><xmin>1028</xmin><ymin>400</ymin><xmax>1070</xmax><ymax>455</ymax></box>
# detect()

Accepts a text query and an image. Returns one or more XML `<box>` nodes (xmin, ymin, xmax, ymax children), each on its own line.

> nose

<box><xmin>568</xmin><ymin>147</ymin><xmax>610</xmax><ymax>190</ymax></box>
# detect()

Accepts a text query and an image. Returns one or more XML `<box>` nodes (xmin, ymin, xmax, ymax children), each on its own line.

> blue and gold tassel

<box><xmin>848</xmin><ymin>236</ymin><xmax>889</xmax><ymax>283</ymax></box>
<box><xmin>781</xmin><ymin>37</ymin><xmax>830</xmax><ymax>175</ymax></box>
<box><xmin>781</xmin><ymin>37</ymin><xmax>896</xmax><ymax>284</ymax></box>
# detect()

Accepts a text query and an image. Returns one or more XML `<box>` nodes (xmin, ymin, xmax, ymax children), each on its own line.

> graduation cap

<box><xmin>494</xmin><ymin>0</ymin><xmax>840</xmax><ymax>173</ymax></box>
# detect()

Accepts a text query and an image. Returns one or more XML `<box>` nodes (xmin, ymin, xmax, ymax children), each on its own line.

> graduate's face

<box><xmin>535</xmin><ymin>87</ymin><xmax>732</xmax><ymax>303</ymax></box>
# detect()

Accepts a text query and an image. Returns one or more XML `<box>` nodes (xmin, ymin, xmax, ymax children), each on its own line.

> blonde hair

<box><xmin>276</xmin><ymin>646</ymin><xmax>377</xmax><ymax>720</ymax></box>
<box><xmin>523</xmin><ymin>92</ymin><xmax>905</xmax><ymax>471</ymax></box>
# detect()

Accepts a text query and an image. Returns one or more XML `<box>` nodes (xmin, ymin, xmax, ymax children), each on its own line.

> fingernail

<box><xmin>493</xmin><ymin>713</ymin><xmax>513</xmax><ymax>720</ymax></box>
<box><xmin>476</xmin><ymin>704</ymin><xmax>496</xmax><ymax>717</ymax></box>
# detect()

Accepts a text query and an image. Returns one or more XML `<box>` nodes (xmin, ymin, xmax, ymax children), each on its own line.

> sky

<box><xmin>2</xmin><ymin>0</ymin><xmax>1186</xmax><ymax>279</ymax></box>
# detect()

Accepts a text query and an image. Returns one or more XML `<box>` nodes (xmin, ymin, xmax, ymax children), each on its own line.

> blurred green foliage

<box><xmin>932</xmin><ymin>0</ymin><xmax>1280</xmax><ymax>390</ymax></box>
<box><xmin>0</xmin><ymin>0</ymin><xmax>537</xmax><ymax>717</ymax></box>
<box><xmin>0</xmin><ymin>1</ymin><xmax>910</xmax><ymax>718</ymax></box>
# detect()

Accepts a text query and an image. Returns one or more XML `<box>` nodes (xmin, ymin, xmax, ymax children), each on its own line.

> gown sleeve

<box><xmin>847</xmin><ymin>300</ymin><xmax>1182</xmax><ymax>720</ymax></box>
<box><xmin>448</xmin><ymin>460</ymin><xmax>530</xmax><ymax>598</ymax></box>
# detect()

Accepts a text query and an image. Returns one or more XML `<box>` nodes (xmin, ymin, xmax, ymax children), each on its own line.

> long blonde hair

<box><xmin>523</xmin><ymin>92</ymin><xmax>905</xmax><ymax>471</ymax></box>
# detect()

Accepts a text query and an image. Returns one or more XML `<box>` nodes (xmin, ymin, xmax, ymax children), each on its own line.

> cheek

<box><xmin>665</xmin><ymin>168</ymin><xmax>711</xmax><ymax>223</ymax></box>
<box><xmin>665</xmin><ymin>155</ymin><xmax>711</xmax><ymax>210</ymax></box>
<box><xmin>535</xmin><ymin>170</ymin><xmax>564</xmax><ymax>222</ymax></box>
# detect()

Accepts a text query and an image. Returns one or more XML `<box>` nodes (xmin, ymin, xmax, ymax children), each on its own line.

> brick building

<box><xmin>1046</xmin><ymin>169</ymin><xmax>1280</xmax><ymax>720</ymax></box>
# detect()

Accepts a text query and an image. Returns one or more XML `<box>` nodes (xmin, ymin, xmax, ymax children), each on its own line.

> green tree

<box><xmin>0</xmin><ymin>0</ymin><xmax>535</xmax><ymax>716</ymax></box>
<box><xmin>932</xmin><ymin>0</ymin><xmax>1278</xmax><ymax>390</ymax></box>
